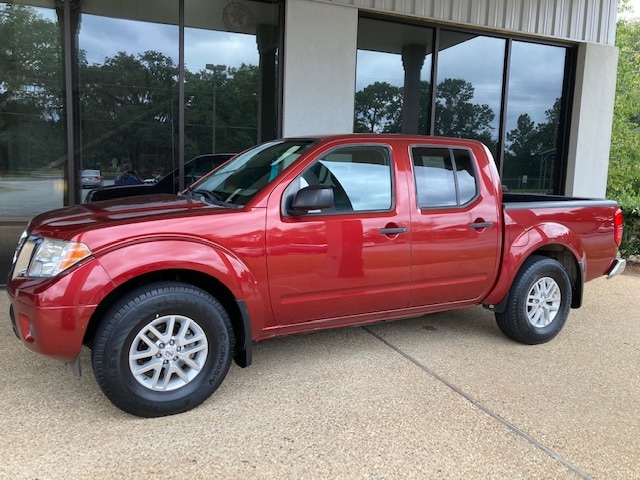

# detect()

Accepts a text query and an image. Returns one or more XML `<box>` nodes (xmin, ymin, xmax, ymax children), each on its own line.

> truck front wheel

<box><xmin>495</xmin><ymin>256</ymin><xmax>572</xmax><ymax>345</ymax></box>
<box><xmin>92</xmin><ymin>281</ymin><xmax>235</xmax><ymax>417</ymax></box>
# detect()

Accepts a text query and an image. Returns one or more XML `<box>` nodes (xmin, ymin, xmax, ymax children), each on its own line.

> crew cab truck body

<box><xmin>7</xmin><ymin>134</ymin><xmax>626</xmax><ymax>417</ymax></box>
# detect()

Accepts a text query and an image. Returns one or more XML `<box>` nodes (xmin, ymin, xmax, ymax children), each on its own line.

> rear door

<box><xmin>409</xmin><ymin>145</ymin><xmax>501</xmax><ymax>306</ymax></box>
<box><xmin>265</xmin><ymin>143</ymin><xmax>411</xmax><ymax>325</ymax></box>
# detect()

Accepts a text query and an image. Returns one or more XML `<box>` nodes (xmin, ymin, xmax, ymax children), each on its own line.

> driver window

<box><xmin>286</xmin><ymin>145</ymin><xmax>393</xmax><ymax>214</ymax></box>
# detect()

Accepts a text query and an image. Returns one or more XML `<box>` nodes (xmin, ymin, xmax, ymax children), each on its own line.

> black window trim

<box><xmin>282</xmin><ymin>142</ymin><xmax>397</xmax><ymax>218</ymax></box>
<box><xmin>409</xmin><ymin>144</ymin><xmax>480</xmax><ymax>211</ymax></box>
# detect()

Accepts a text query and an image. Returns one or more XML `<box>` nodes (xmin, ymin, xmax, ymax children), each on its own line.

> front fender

<box><xmin>484</xmin><ymin>222</ymin><xmax>585</xmax><ymax>307</ymax></box>
<box><xmin>96</xmin><ymin>237</ymin><xmax>260</xmax><ymax>300</ymax></box>
<box><xmin>89</xmin><ymin>237</ymin><xmax>270</xmax><ymax>335</ymax></box>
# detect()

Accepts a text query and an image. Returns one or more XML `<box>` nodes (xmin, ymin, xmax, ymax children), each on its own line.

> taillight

<box><xmin>614</xmin><ymin>207</ymin><xmax>624</xmax><ymax>246</ymax></box>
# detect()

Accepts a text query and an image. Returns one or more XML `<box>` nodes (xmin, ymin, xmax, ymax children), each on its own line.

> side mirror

<box><xmin>288</xmin><ymin>185</ymin><xmax>334</xmax><ymax>215</ymax></box>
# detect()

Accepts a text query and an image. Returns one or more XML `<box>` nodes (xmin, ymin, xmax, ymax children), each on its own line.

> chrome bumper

<box><xmin>606</xmin><ymin>257</ymin><xmax>626</xmax><ymax>279</ymax></box>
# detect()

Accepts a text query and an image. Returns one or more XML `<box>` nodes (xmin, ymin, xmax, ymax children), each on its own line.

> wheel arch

<box><xmin>486</xmin><ymin>223</ymin><xmax>585</xmax><ymax>310</ymax></box>
<box><xmin>529</xmin><ymin>245</ymin><xmax>583</xmax><ymax>308</ymax></box>
<box><xmin>84</xmin><ymin>268</ymin><xmax>252</xmax><ymax>368</ymax></box>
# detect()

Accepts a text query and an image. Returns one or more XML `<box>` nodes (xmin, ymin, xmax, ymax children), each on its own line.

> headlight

<box><xmin>27</xmin><ymin>238</ymin><xmax>93</xmax><ymax>278</ymax></box>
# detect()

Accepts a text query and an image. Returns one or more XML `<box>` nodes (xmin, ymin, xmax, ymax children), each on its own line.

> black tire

<box><xmin>495</xmin><ymin>255</ymin><xmax>572</xmax><ymax>345</ymax></box>
<box><xmin>92</xmin><ymin>281</ymin><xmax>235</xmax><ymax>417</ymax></box>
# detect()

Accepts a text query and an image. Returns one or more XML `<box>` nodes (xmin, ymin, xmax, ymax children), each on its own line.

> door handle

<box><xmin>470</xmin><ymin>221</ymin><xmax>493</xmax><ymax>230</ymax></box>
<box><xmin>379</xmin><ymin>227</ymin><xmax>408</xmax><ymax>235</ymax></box>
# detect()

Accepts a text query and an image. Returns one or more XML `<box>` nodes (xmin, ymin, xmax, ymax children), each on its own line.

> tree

<box><xmin>353</xmin><ymin>82</ymin><xmax>401</xmax><ymax>133</ymax></box>
<box><xmin>79</xmin><ymin>50</ymin><xmax>179</xmax><ymax>172</ymax></box>
<box><xmin>503</xmin><ymin>98</ymin><xmax>561</xmax><ymax>185</ymax></box>
<box><xmin>608</xmin><ymin>11</ymin><xmax>640</xmax><ymax>199</ymax></box>
<box><xmin>0</xmin><ymin>4</ymin><xmax>64</xmax><ymax>173</ymax></box>
<box><xmin>434</xmin><ymin>78</ymin><xmax>495</xmax><ymax>146</ymax></box>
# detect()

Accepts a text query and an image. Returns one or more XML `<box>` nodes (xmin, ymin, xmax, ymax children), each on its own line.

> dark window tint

<box><xmin>435</xmin><ymin>31</ymin><xmax>505</xmax><ymax>157</ymax></box>
<box><xmin>503</xmin><ymin>41</ymin><xmax>567</xmax><ymax>194</ymax></box>
<box><xmin>412</xmin><ymin>147</ymin><xmax>478</xmax><ymax>208</ymax></box>
<box><xmin>354</xmin><ymin>18</ymin><xmax>433</xmax><ymax>134</ymax></box>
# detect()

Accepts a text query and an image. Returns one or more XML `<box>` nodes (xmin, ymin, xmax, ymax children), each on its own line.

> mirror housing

<box><xmin>288</xmin><ymin>185</ymin><xmax>334</xmax><ymax>215</ymax></box>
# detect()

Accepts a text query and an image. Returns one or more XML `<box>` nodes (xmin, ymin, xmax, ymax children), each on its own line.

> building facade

<box><xmin>0</xmin><ymin>0</ymin><xmax>619</xmax><ymax>282</ymax></box>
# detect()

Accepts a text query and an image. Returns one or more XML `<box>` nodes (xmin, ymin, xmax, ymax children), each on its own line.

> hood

<box><xmin>28</xmin><ymin>194</ymin><xmax>216</xmax><ymax>240</ymax></box>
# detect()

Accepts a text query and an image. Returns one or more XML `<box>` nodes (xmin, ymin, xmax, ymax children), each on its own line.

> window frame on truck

<box><xmin>282</xmin><ymin>143</ymin><xmax>396</xmax><ymax>216</ymax></box>
<box><xmin>410</xmin><ymin>145</ymin><xmax>480</xmax><ymax>210</ymax></box>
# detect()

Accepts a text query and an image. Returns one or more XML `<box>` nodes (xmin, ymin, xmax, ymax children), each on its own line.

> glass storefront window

<box><xmin>355</xmin><ymin>17</ymin><xmax>570</xmax><ymax>195</ymax></box>
<box><xmin>503</xmin><ymin>41</ymin><xmax>567</xmax><ymax>193</ymax></box>
<box><xmin>77</xmin><ymin>3</ymin><xmax>180</xmax><ymax>198</ymax></box>
<box><xmin>355</xmin><ymin>18</ymin><xmax>433</xmax><ymax>134</ymax></box>
<box><xmin>0</xmin><ymin>0</ymin><xmax>282</xmax><ymax>284</ymax></box>
<box><xmin>1</xmin><ymin>3</ymin><xmax>64</xmax><ymax>282</ymax></box>
<box><xmin>184</xmin><ymin>0</ymin><xmax>280</xmax><ymax>157</ymax></box>
<box><xmin>435</xmin><ymin>31</ymin><xmax>506</xmax><ymax>157</ymax></box>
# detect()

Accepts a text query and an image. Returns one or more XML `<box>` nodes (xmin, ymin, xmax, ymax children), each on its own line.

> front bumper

<box><xmin>7</xmin><ymin>258</ymin><xmax>112</xmax><ymax>363</ymax></box>
<box><xmin>606</xmin><ymin>257</ymin><xmax>626</xmax><ymax>279</ymax></box>
<box><xmin>8</xmin><ymin>292</ymin><xmax>93</xmax><ymax>362</ymax></box>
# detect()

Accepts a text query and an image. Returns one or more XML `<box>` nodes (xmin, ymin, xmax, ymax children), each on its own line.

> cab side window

<box><xmin>288</xmin><ymin>145</ymin><xmax>393</xmax><ymax>214</ymax></box>
<box><xmin>412</xmin><ymin>147</ymin><xmax>478</xmax><ymax>208</ymax></box>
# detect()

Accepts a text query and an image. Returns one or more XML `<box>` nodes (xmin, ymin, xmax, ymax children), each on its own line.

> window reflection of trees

<box><xmin>355</xmin><ymin>22</ymin><xmax>568</xmax><ymax>195</ymax></box>
<box><xmin>0</xmin><ymin>4</ymin><xmax>271</xmax><ymax>179</ymax></box>
<box><xmin>354</xmin><ymin>77</ymin><xmax>495</xmax><ymax>148</ymax></box>
<box><xmin>0</xmin><ymin>5</ymin><xmax>64</xmax><ymax>176</ymax></box>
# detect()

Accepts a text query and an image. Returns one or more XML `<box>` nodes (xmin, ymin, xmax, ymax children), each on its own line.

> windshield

<box><xmin>190</xmin><ymin>139</ymin><xmax>316</xmax><ymax>206</ymax></box>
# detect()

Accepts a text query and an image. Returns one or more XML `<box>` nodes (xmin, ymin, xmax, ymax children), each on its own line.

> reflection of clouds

<box><xmin>436</xmin><ymin>36</ymin><xmax>505</xmax><ymax>131</ymax></box>
<box><xmin>506</xmin><ymin>42</ymin><xmax>565</xmax><ymax>129</ymax></box>
<box><xmin>356</xmin><ymin>51</ymin><xmax>404</xmax><ymax>90</ymax></box>
<box><xmin>357</xmin><ymin>35</ymin><xmax>567</xmax><ymax>131</ymax></box>
<box><xmin>185</xmin><ymin>30</ymin><xmax>259</xmax><ymax>71</ymax></box>
<box><xmin>80</xmin><ymin>15</ymin><xmax>179</xmax><ymax>65</ymax></box>
<box><xmin>323</xmin><ymin>162</ymin><xmax>391</xmax><ymax>210</ymax></box>
<box><xmin>78</xmin><ymin>14</ymin><xmax>259</xmax><ymax>72</ymax></box>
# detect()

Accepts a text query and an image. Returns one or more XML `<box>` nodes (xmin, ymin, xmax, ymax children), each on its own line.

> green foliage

<box><xmin>353</xmin><ymin>82</ymin><xmax>402</xmax><ymax>133</ymax></box>
<box><xmin>434</xmin><ymin>78</ymin><xmax>494</xmax><ymax>146</ymax></box>
<box><xmin>0</xmin><ymin>4</ymin><xmax>64</xmax><ymax>173</ymax></box>
<box><xmin>608</xmin><ymin>16</ymin><xmax>640</xmax><ymax>200</ymax></box>
<box><xmin>608</xmin><ymin>11</ymin><xmax>640</xmax><ymax>257</ymax></box>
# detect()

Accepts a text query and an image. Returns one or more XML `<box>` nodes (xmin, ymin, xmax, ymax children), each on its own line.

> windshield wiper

<box><xmin>188</xmin><ymin>188</ymin><xmax>240</xmax><ymax>208</ymax></box>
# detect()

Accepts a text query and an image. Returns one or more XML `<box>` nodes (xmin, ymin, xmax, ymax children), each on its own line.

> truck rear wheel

<box><xmin>495</xmin><ymin>256</ymin><xmax>572</xmax><ymax>345</ymax></box>
<box><xmin>92</xmin><ymin>281</ymin><xmax>235</xmax><ymax>417</ymax></box>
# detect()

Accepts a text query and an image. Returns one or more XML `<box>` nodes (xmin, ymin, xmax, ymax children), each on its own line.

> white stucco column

<box><xmin>282</xmin><ymin>0</ymin><xmax>358</xmax><ymax>137</ymax></box>
<box><xmin>565</xmin><ymin>42</ymin><xmax>618</xmax><ymax>198</ymax></box>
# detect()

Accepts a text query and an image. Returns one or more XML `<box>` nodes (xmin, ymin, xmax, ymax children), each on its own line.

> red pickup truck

<box><xmin>7</xmin><ymin>134</ymin><xmax>626</xmax><ymax>417</ymax></box>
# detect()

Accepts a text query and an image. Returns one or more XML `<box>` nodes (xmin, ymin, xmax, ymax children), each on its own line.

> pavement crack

<box><xmin>362</xmin><ymin>326</ymin><xmax>592</xmax><ymax>480</ymax></box>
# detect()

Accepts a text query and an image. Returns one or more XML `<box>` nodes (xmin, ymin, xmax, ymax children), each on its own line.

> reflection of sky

<box><xmin>506</xmin><ymin>42</ymin><xmax>565</xmax><ymax>130</ymax></box>
<box><xmin>79</xmin><ymin>15</ymin><xmax>179</xmax><ymax>65</ymax></box>
<box><xmin>437</xmin><ymin>35</ymin><xmax>505</xmax><ymax>131</ymax></box>
<box><xmin>356</xmin><ymin>35</ymin><xmax>567</xmax><ymax>128</ymax></box>
<box><xmin>38</xmin><ymin>4</ymin><xmax>566</xmax><ymax>133</ymax></box>
<box><xmin>77</xmin><ymin>15</ymin><xmax>258</xmax><ymax>72</ymax></box>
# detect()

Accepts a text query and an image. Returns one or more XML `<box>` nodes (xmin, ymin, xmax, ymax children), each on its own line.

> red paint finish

<box><xmin>6</xmin><ymin>134</ymin><xmax>624</xmax><ymax>363</ymax></box>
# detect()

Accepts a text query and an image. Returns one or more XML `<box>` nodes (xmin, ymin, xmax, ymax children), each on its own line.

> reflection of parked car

<box><xmin>80</xmin><ymin>169</ymin><xmax>103</xmax><ymax>188</ymax></box>
<box><xmin>85</xmin><ymin>153</ymin><xmax>234</xmax><ymax>202</ymax></box>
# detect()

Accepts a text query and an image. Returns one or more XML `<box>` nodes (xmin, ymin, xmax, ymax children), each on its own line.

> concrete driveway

<box><xmin>1</xmin><ymin>273</ymin><xmax>638</xmax><ymax>479</ymax></box>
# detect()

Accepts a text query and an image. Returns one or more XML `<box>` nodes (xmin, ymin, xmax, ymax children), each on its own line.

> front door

<box><xmin>265</xmin><ymin>144</ymin><xmax>411</xmax><ymax>325</ymax></box>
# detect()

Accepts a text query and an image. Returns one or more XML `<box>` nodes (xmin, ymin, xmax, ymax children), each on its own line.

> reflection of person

<box><xmin>114</xmin><ymin>163</ymin><xmax>143</xmax><ymax>185</ymax></box>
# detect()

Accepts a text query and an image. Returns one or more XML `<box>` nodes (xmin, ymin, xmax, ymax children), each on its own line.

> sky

<box><xmin>622</xmin><ymin>0</ymin><xmax>640</xmax><ymax>18</ymax></box>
